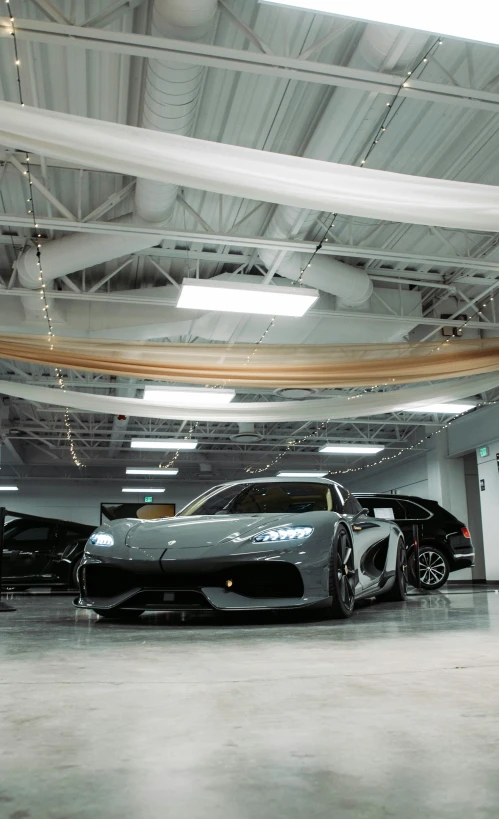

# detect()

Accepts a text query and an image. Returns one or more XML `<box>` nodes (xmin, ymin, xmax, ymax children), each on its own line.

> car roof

<box><xmin>353</xmin><ymin>493</ymin><xmax>427</xmax><ymax>503</ymax></box>
<box><xmin>212</xmin><ymin>477</ymin><xmax>343</xmax><ymax>487</ymax></box>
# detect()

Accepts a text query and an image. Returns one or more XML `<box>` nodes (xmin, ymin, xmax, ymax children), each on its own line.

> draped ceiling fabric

<box><xmin>2</xmin><ymin>102</ymin><xmax>499</xmax><ymax>231</ymax></box>
<box><xmin>0</xmin><ymin>373</ymin><xmax>497</xmax><ymax>422</ymax></box>
<box><xmin>1</xmin><ymin>335</ymin><xmax>499</xmax><ymax>388</ymax></box>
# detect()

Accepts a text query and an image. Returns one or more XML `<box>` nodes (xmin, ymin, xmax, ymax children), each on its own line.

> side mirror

<box><xmin>351</xmin><ymin>508</ymin><xmax>369</xmax><ymax>522</ymax></box>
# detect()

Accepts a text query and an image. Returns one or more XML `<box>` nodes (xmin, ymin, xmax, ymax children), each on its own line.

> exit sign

<box><xmin>479</xmin><ymin>446</ymin><xmax>489</xmax><ymax>457</ymax></box>
<box><xmin>144</xmin><ymin>496</ymin><xmax>153</xmax><ymax>503</ymax></box>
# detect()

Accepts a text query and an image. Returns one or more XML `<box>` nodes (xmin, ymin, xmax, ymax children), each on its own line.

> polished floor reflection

<box><xmin>1</xmin><ymin>588</ymin><xmax>498</xmax><ymax>818</ymax></box>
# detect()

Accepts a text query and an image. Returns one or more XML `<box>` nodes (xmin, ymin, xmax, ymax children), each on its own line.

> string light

<box><xmin>7</xmin><ymin>0</ymin><xmax>84</xmax><ymax>469</ymax></box>
<box><xmin>158</xmin><ymin>420</ymin><xmax>200</xmax><ymax>469</ymax></box>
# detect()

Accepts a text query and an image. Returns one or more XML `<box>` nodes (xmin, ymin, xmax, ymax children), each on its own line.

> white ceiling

<box><xmin>1</xmin><ymin>0</ymin><xmax>499</xmax><ymax>483</ymax></box>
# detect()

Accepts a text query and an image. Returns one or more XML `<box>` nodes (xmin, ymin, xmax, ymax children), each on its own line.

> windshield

<box><xmin>178</xmin><ymin>482</ymin><xmax>335</xmax><ymax>516</ymax></box>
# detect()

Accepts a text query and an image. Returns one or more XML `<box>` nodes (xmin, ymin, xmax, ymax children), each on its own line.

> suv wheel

<box><xmin>411</xmin><ymin>546</ymin><xmax>449</xmax><ymax>590</ymax></box>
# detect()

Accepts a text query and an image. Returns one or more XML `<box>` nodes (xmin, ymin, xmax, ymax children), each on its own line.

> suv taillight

<box><xmin>461</xmin><ymin>526</ymin><xmax>471</xmax><ymax>539</ymax></box>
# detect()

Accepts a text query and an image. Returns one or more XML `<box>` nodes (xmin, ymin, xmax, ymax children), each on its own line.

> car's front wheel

<box><xmin>326</xmin><ymin>526</ymin><xmax>355</xmax><ymax>619</ymax></box>
<box><xmin>410</xmin><ymin>546</ymin><xmax>449</xmax><ymax>591</ymax></box>
<box><xmin>93</xmin><ymin>609</ymin><xmax>144</xmax><ymax>620</ymax></box>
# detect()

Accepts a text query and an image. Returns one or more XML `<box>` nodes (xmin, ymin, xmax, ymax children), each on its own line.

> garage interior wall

<box><xmin>351</xmin><ymin>452</ymin><xmax>429</xmax><ymax>497</ymax></box>
<box><xmin>3</xmin><ymin>481</ymin><xmax>216</xmax><ymax>526</ymax></box>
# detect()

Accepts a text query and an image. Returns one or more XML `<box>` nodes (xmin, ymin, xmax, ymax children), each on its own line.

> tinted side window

<box><xmin>336</xmin><ymin>485</ymin><xmax>363</xmax><ymax>515</ymax></box>
<box><xmin>8</xmin><ymin>525</ymin><xmax>52</xmax><ymax>548</ymax></box>
<box><xmin>399</xmin><ymin>500</ymin><xmax>431</xmax><ymax>520</ymax></box>
<box><xmin>360</xmin><ymin>498</ymin><xmax>406</xmax><ymax>521</ymax></box>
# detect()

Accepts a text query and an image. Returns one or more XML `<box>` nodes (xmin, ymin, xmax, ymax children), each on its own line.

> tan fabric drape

<box><xmin>1</xmin><ymin>335</ymin><xmax>499</xmax><ymax>387</ymax></box>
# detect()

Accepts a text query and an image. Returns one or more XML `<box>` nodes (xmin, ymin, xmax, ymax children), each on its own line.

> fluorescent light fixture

<box><xmin>260</xmin><ymin>1</ymin><xmax>499</xmax><ymax>46</ymax></box>
<box><xmin>319</xmin><ymin>444</ymin><xmax>385</xmax><ymax>454</ymax></box>
<box><xmin>130</xmin><ymin>439</ymin><xmax>198</xmax><ymax>450</ymax></box>
<box><xmin>143</xmin><ymin>386</ymin><xmax>235</xmax><ymax>407</ymax></box>
<box><xmin>122</xmin><ymin>487</ymin><xmax>166</xmax><ymax>493</ymax></box>
<box><xmin>0</xmin><ymin>486</ymin><xmax>19</xmax><ymax>491</ymax></box>
<box><xmin>177</xmin><ymin>279</ymin><xmax>319</xmax><ymax>317</ymax></box>
<box><xmin>126</xmin><ymin>468</ymin><xmax>179</xmax><ymax>476</ymax></box>
<box><xmin>399</xmin><ymin>402</ymin><xmax>476</xmax><ymax>415</ymax></box>
<box><xmin>277</xmin><ymin>471</ymin><xmax>329</xmax><ymax>477</ymax></box>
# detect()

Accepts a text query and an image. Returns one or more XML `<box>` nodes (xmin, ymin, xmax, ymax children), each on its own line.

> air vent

<box><xmin>275</xmin><ymin>388</ymin><xmax>318</xmax><ymax>400</ymax></box>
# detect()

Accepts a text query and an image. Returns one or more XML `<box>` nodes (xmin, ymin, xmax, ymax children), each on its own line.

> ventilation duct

<box><xmin>16</xmin><ymin>0</ymin><xmax>218</xmax><ymax>289</ymax></box>
<box><xmin>259</xmin><ymin>25</ymin><xmax>427</xmax><ymax>305</ymax></box>
<box><xmin>15</xmin><ymin>15</ymin><xmax>426</xmax><ymax>328</ymax></box>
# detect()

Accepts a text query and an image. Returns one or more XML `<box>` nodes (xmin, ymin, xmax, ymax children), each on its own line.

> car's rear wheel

<box><xmin>93</xmin><ymin>609</ymin><xmax>144</xmax><ymax>620</ymax></box>
<box><xmin>410</xmin><ymin>546</ymin><xmax>449</xmax><ymax>590</ymax></box>
<box><xmin>382</xmin><ymin>538</ymin><xmax>408</xmax><ymax>602</ymax></box>
<box><xmin>326</xmin><ymin>526</ymin><xmax>355</xmax><ymax>619</ymax></box>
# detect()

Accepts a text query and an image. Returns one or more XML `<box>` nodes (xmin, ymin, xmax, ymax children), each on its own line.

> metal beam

<box><xmin>5</xmin><ymin>19</ymin><xmax>499</xmax><ymax>114</ymax></box>
<box><xmin>88</xmin><ymin>258</ymin><xmax>133</xmax><ymax>293</ymax></box>
<box><xmin>9</xmin><ymin>155</ymin><xmax>77</xmax><ymax>221</ymax></box>
<box><xmin>27</xmin><ymin>1</ymin><xmax>71</xmax><ymax>25</ymax></box>
<box><xmin>82</xmin><ymin>0</ymin><xmax>144</xmax><ymax>29</ymax></box>
<box><xmin>82</xmin><ymin>181</ymin><xmax>135</xmax><ymax>223</ymax></box>
<box><xmin>2</xmin><ymin>214</ymin><xmax>499</xmax><ymax>275</ymax></box>
<box><xmin>0</xmin><ymin>286</ymin><xmax>496</xmax><ymax>329</ymax></box>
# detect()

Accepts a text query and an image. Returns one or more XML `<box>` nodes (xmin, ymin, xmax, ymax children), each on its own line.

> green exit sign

<box><xmin>479</xmin><ymin>446</ymin><xmax>489</xmax><ymax>458</ymax></box>
<box><xmin>144</xmin><ymin>496</ymin><xmax>153</xmax><ymax>503</ymax></box>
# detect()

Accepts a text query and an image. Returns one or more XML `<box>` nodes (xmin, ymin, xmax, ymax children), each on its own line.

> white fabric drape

<box><xmin>0</xmin><ymin>373</ymin><xmax>496</xmax><ymax>422</ymax></box>
<box><xmin>2</xmin><ymin>102</ymin><xmax>499</xmax><ymax>231</ymax></box>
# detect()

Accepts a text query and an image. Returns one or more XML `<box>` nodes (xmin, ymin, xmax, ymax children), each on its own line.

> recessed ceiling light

<box><xmin>260</xmin><ymin>1</ymin><xmax>499</xmax><ymax>46</ymax></box>
<box><xmin>130</xmin><ymin>440</ymin><xmax>198</xmax><ymax>450</ymax></box>
<box><xmin>143</xmin><ymin>386</ymin><xmax>235</xmax><ymax>407</ymax></box>
<box><xmin>122</xmin><ymin>487</ymin><xmax>166</xmax><ymax>493</ymax></box>
<box><xmin>177</xmin><ymin>279</ymin><xmax>319</xmax><ymax>317</ymax></box>
<box><xmin>125</xmin><ymin>468</ymin><xmax>179</xmax><ymax>475</ymax></box>
<box><xmin>319</xmin><ymin>444</ymin><xmax>385</xmax><ymax>454</ymax></box>
<box><xmin>398</xmin><ymin>403</ymin><xmax>475</xmax><ymax>414</ymax></box>
<box><xmin>277</xmin><ymin>471</ymin><xmax>329</xmax><ymax>477</ymax></box>
<box><xmin>0</xmin><ymin>486</ymin><xmax>19</xmax><ymax>491</ymax></box>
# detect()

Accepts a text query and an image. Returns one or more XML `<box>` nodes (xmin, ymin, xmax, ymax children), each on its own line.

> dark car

<box><xmin>1</xmin><ymin>511</ymin><xmax>95</xmax><ymax>590</ymax></box>
<box><xmin>354</xmin><ymin>493</ymin><xmax>474</xmax><ymax>590</ymax></box>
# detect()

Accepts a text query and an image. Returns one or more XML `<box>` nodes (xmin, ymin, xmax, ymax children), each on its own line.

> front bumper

<box><xmin>75</xmin><ymin>557</ymin><xmax>329</xmax><ymax>612</ymax></box>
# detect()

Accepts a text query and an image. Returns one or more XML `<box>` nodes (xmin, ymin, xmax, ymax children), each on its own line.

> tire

<box><xmin>411</xmin><ymin>546</ymin><xmax>450</xmax><ymax>591</ymax></box>
<box><xmin>382</xmin><ymin>538</ymin><xmax>408</xmax><ymax>602</ymax></box>
<box><xmin>93</xmin><ymin>609</ymin><xmax>144</xmax><ymax>620</ymax></box>
<box><xmin>326</xmin><ymin>526</ymin><xmax>356</xmax><ymax>619</ymax></box>
<box><xmin>70</xmin><ymin>558</ymin><xmax>82</xmax><ymax>590</ymax></box>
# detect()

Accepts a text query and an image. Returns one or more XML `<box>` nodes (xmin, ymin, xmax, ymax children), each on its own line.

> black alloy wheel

<box><xmin>327</xmin><ymin>526</ymin><xmax>356</xmax><ymax>619</ymax></box>
<box><xmin>93</xmin><ymin>609</ymin><xmax>144</xmax><ymax>620</ymax></box>
<box><xmin>415</xmin><ymin>546</ymin><xmax>450</xmax><ymax>591</ymax></box>
<box><xmin>382</xmin><ymin>538</ymin><xmax>408</xmax><ymax>602</ymax></box>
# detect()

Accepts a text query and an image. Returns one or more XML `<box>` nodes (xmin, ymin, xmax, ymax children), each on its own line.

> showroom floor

<box><xmin>1</xmin><ymin>590</ymin><xmax>499</xmax><ymax>819</ymax></box>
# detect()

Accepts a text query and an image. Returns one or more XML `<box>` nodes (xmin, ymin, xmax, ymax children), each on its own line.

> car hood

<box><xmin>125</xmin><ymin>514</ymin><xmax>308</xmax><ymax>551</ymax></box>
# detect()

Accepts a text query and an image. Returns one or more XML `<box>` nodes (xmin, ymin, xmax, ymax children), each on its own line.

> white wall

<box><xmin>350</xmin><ymin>453</ymin><xmax>429</xmax><ymax>497</ymax></box>
<box><xmin>476</xmin><ymin>442</ymin><xmax>499</xmax><ymax>581</ymax></box>
<box><xmin>1</xmin><ymin>480</ymin><xmax>218</xmax><ymax>527</ymax></box>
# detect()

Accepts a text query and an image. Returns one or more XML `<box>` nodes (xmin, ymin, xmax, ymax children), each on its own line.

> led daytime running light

<box><xmin>253</xmin><ymin>526</ymin><xmax>313</xmax><ymax>543</ymax></box>
<box><xmin>88</xmin><ymin>532</ymin><xmax>115</xmax><ymax>547</ymax></box>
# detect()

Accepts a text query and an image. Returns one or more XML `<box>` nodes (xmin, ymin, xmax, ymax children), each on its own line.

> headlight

<box><xmin>88</xmin><ymin>532</ymin><xmax>114</xmax><ymax>547</ymax></box>
<box><xmin>252</xmin><ymin>526</ymin><xmax>313</xmax><ymax>543</ymax></box>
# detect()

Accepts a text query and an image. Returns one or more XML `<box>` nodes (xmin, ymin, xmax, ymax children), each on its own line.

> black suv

<box><xmin>1</xmin><ymin>511</ymin><xmax>95</xmax><ymax>590</ymax></box>
<box><xmin>354</xmin><ymin>494</ymin><xmax>474</xmax><ymax>590</ymax></box>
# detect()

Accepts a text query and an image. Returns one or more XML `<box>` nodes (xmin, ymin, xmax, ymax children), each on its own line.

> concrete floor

<box><xmin>1</xmin><ymin>590</ymin><xmax>499</xmax><ymax>819</ymax></box>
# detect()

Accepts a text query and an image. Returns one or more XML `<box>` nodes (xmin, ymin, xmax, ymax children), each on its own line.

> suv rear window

<box><xmin>398</xmin><ymin>500</ymin><xmax>432</xmax><ymax>520</ymax></box>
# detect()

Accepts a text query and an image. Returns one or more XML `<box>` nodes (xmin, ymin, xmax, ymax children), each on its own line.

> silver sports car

<box><xmin>75</xmin><ymin>478</ymin><xmax>408</xmax><ymax>620</ymax></box>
